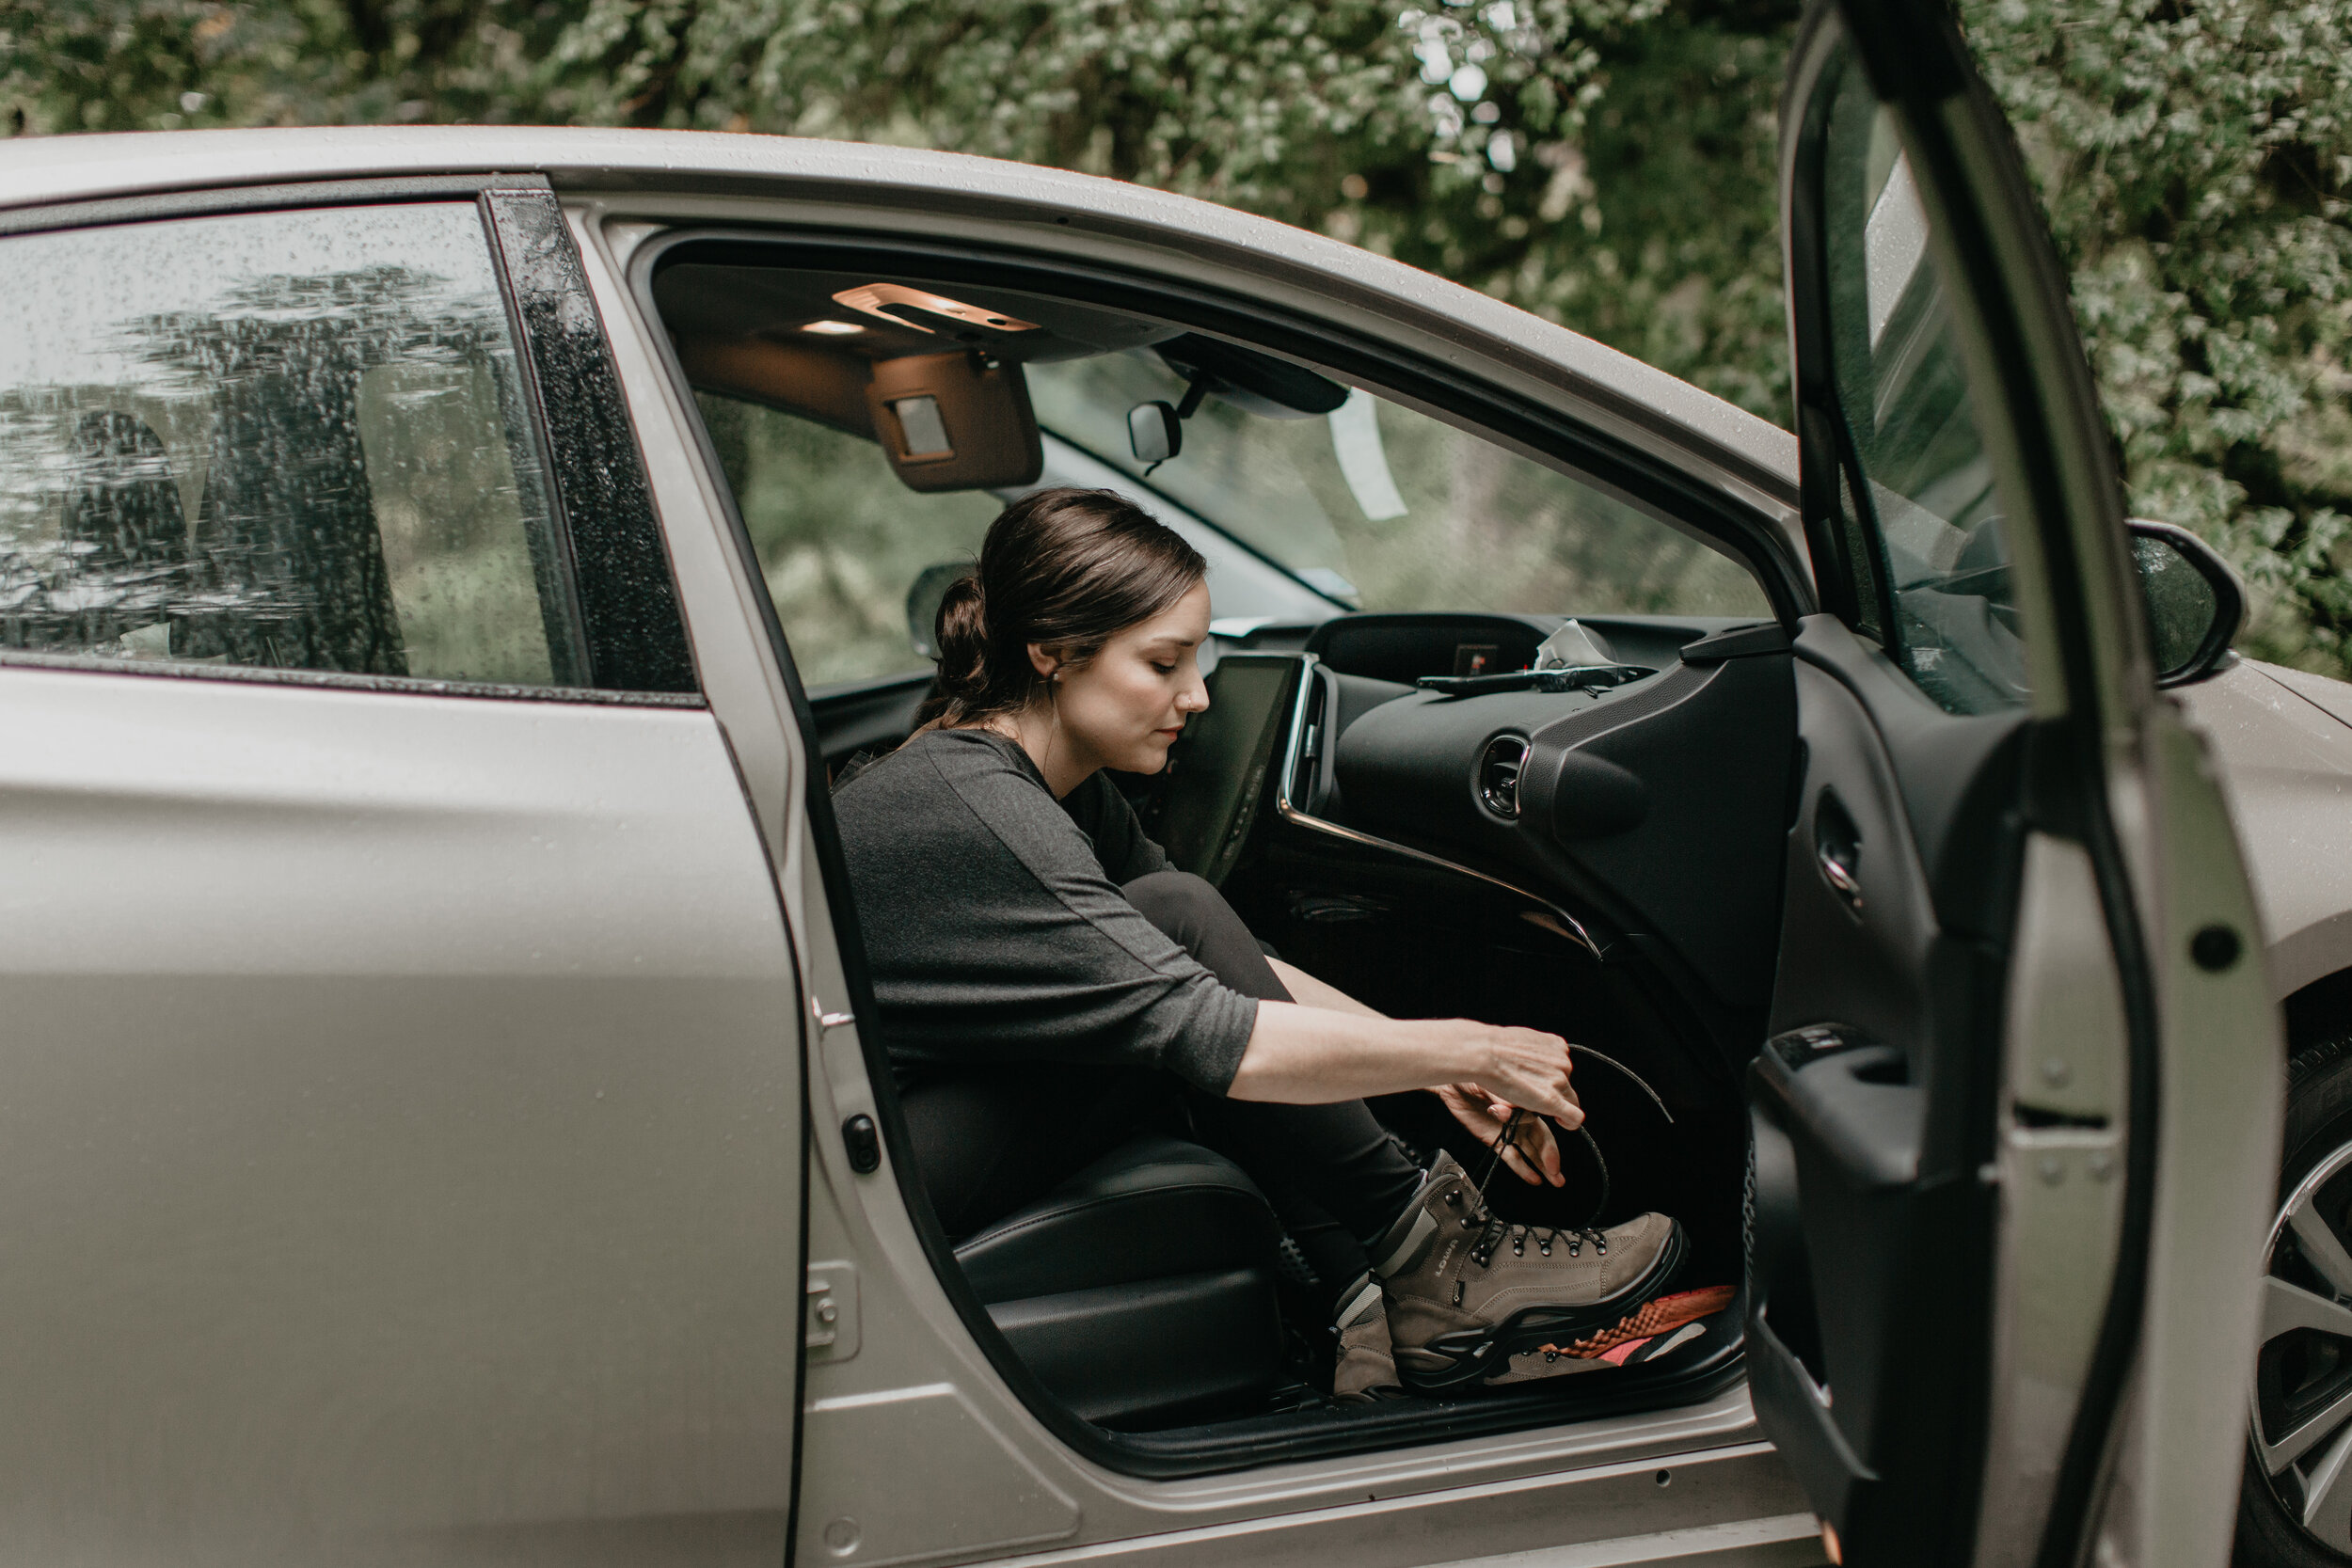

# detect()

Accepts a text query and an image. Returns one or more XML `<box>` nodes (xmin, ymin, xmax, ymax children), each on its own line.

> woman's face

<box><xmin>1032</xmin><ymin>581</ymin><xmax>1213</xmax><ymax>777</ymax></box>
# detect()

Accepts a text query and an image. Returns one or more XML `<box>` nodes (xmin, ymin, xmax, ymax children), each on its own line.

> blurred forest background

<box><xmin>6</xmin><ymin>0</ymin><xmax>2349</xmax><ymax>673</ymax></box>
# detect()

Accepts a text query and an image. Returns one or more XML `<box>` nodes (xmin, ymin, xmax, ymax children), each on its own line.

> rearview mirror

<box><xmin>906</xmin><ymin>561</ymin><xmax>975</xmax><ymax>661</ymax></box>
<box><xmin>2128</xmin><ymin>519</ymin><xmax>2244</xmax><ymax>687</ymax></box>
<box><xmin>1128</xmin><ymin>402</ymin><xmax>1181</xmax><ymax>466</ymax></box>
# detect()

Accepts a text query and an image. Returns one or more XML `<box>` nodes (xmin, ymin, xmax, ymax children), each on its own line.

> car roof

<box><xmin>2</xmin><ymin>127</ymin><xmax>1803</xmax><ymax>551</ymax></box>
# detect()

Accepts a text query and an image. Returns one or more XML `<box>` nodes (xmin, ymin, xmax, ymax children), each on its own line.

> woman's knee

<box><xmin>1123</xmin><ymin>869</ymin><xmax>1290</xmax><ymax>1000</ymax></box>
<box><xmin>1121</xmin><ymin>869</ymin><xmax>1225</xmax><ymax>942</ymax></box>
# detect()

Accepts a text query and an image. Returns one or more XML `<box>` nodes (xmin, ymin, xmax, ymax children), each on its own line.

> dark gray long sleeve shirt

<box><xmin>833</xmin><ymin>727</ymin><xmax>1258</xmax><ymax>1093</ymax></box>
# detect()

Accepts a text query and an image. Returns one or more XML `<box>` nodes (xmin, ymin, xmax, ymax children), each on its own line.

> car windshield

<box><xmin>1025</xmin><ymin>351</ymin><xmax>1766</xmax><ymax>619</ymax></box>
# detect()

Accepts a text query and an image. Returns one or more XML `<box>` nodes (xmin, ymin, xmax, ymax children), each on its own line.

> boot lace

<box><xmin>1455</xmin><ymin>1108</ymin><xmax>1612</xmax><ymax>1268</ymax></box>
<box><xmin>1446</xmin><ymin>1048</ymin><xmax>1679</xmax><ymax>1276</ymax></box>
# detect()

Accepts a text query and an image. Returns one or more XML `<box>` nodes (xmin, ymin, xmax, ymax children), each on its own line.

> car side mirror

<box><xmin>906</xmin><ymin>561</ymin><xmax>974</xmax><ymax>661</ymax></box>
<box><xmin>2128</xmin><ymin>519</ymin><xmax>2245</xmax><ymax>688</ymax></box>
<box><xmin>1127</xmin><ymin>401</ymin><xmax>1181</xmax><ymax>466</ymax></box>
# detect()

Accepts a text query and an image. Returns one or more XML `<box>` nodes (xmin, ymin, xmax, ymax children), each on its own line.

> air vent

<box><xmin>1478</xmin><ymin>735</ymin><xmax>1530</xmax><ymax>818</ymax></box>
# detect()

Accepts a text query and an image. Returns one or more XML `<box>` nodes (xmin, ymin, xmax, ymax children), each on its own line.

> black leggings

<box><xmin>900</xmin><ymin>870</ymin><xmax>1424</xmax><ymax>1308</ymax></box>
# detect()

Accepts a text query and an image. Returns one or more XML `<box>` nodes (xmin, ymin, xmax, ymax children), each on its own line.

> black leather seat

<box><xmin>952</xmin><ymin>1134</ymin><xmax>1286</xmax><ymax>1428</ymax></box>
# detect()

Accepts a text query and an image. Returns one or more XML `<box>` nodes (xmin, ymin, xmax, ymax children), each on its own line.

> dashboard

<box><xmin>1158</xmin><ymin>611</ymin><xmax>1799</xmax><ymax>1016</ymax></box>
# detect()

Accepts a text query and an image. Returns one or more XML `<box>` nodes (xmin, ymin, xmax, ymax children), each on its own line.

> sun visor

<box><xmin>673</xmin><ymin>336</ymin><xmax>876</xmax><ymax>436</ymax></box>
<box><xmin>866</xmin><ymin>352</ymin><xmax>1044</xmax><ymax>493</ymax></box>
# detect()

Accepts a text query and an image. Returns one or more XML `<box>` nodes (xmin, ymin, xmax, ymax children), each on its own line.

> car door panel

<box><xmin>1970</xmin><ymin>831</ymin><xmax>2130</xmax><ymax>1568</ymax></box>
<box><xmin>0</xmin><ymin>669</ymin><xmax>800</xmax><ymax>1564</ymax></box>
<box><xmin>1770</xmin><ymin>636</ymin><xmax>1955</xmax><ymax>1048</ymax></box>
<box><xmin>1749</xmin><ymin>621</ymin><xmax>2006</xmax><ymax>1545</ymax></box>
<box><xmin>1752</xmin><ymin>4</ymin><xmax>2280</xmax><ymax>1563</ymax></box>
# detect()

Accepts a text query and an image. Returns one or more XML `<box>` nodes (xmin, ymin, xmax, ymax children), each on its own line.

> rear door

<box><xmin>1744</xmin><ymin>4</ymin><xmax>2278</xmax><ymax>1563</ymax></box>
<box><xmin>0</xmin><ymin>184</ymin><xmax>800</xmax><ymax>1562</ymax></box>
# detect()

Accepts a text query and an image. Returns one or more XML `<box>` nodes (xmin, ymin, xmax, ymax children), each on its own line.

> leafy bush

<box><xmin>1964</xmin><ymin>0</ymin><xmax>2352</xmax><ymax>673</ymax></box>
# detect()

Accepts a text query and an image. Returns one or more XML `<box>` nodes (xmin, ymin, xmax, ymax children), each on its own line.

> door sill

<box><xmin>1092</xmin><ymin>1321</ymin><xmax>1749</xmax><ymax>1473</ymax></box>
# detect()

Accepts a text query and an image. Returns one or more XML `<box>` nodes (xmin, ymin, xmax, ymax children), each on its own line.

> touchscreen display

<box><xmin>1155</xmin><ymin>656</ymin><xmax>1299</xmax><ymax>885</ymax></box>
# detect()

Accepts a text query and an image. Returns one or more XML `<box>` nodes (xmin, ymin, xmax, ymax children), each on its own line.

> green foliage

<box><xmin>1961</xmin><ymin>0</ymin><xmax>2352</xmax><ymax>673</ymax></box>
<box><xmin>0</xmin><ymin>0</ymin><xmax>568</xmax><ymax>131</ymax></box>
<box><xmin>7</xmin><ymin>0</ymin><xmax>2349</xmax><ymax>673</ymax></box>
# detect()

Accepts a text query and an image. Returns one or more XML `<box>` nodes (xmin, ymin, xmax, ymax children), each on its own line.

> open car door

<box><xmin>1746</xmin><ymin>3</ymin><xmax>2280</xmax><ymax>1564</ymax></box>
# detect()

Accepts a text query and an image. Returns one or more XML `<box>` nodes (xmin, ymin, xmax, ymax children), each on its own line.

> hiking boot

<box><xmin>1330</xmin><ymin>1270</ymin><xmax>1406</xmax><ymax>1402</ymax></box>
<box><xmin>1371</xmin><ymin>1151</ymin><xmax>1685</xmax><ymax>1392</ymax></box>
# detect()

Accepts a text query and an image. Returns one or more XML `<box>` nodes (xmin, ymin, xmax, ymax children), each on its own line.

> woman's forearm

<box><xmin>1227</xmin><ymin>1003</ymin><xmax>1476</xmax><ymax>1101</ymax></box>
<box><xmin>1226</xmin><ymin>1002</ymin><xmax>1583</xmax><ymax>1126</ymax></box>
<box><xmin>1267</xmin><ymin>957</ymin><xmax>1385</xmax><ymax>1019</ymax></box>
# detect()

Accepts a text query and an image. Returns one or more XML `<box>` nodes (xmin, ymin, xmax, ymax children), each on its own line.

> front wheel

<box><xmin>2240</xmin><ymin>1037</ymin><xmax>2352</xmax><ymax>1566</ymax></box>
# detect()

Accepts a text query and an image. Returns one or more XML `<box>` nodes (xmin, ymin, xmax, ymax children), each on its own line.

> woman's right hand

<box><xmin>1455</xmin><ymin>1022</ymin><xmax>1584</xmax><ymax>1129</ymax></box>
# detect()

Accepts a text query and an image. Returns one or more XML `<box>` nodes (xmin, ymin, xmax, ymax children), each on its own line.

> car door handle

<box><xmin>1817</xmin><ymin>840</ymin><xmax>1864</xmax><ymax>910</ymax></box>
<box><xmin>1752</xmin><ymin>1032</ymin><xmax>1922</xmax><ymax>1191</ymax></box>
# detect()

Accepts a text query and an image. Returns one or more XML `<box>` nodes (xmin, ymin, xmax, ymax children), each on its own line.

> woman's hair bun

<box><xmin>931</xmin><ymin>572</ymin><xmax>989</xmax><ymax>700</ymax></box>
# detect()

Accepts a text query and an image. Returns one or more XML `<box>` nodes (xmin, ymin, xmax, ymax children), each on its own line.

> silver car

<box><xmin>0</xmin><ymin>1</ymin><xmax>2328</xmax><ymax>1564</ymax></box>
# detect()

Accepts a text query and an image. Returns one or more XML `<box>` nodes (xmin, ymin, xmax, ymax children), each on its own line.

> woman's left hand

<box><xmin>1431</xmin><ymin>1083</ymin><xmax>1565</xmax><ymax>1186</ymax></box>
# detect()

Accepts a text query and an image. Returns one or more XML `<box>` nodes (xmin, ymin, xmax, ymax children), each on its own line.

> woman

<box><xmin>834</xmin><ymin>487</ymin><xmax>1686</xmax><ymax>1398</ymax></box>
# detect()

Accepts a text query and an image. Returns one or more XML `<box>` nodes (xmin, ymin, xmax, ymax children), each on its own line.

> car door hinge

<box><xmin>806</xmin><ymin>1262</ymin><xmax>860</xmax><ymax>1361</ymax></box>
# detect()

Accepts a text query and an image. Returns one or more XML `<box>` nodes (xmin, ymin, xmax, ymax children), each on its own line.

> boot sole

<box><xmin>1394</xmin><ymin>1220</ymin><xmax>1690</xmax><ymax>1393</ymax></box>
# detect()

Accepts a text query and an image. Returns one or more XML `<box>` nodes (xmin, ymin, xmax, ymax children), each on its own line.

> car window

<box><xmin>1820</xmin><ymin>70</ymin><xmax>2029</xmax><ymax>715</ymax></box>
<box><xmin>0</xmin><ymin>203</ymin><xmax>586</xmax><ymax>688</ymax></box>
<box><xmin>1025</xmin><ymin>355</ymin><xmax>1770</xmax><ymax>619</ymax></box>
<box><xmin>697</xmin><ymin>390</ymin><xmax>1001</xmax><ymax>688</ymax></box>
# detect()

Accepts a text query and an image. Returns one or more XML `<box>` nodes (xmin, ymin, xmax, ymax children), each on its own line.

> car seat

<box><xmin>948</xmin><ymin>1133</ymin><xmax>1288</xmax><ymax>1429</ymax></box>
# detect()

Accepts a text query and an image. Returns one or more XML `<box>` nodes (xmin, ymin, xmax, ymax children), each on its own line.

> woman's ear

<box><xmin>1026</xmin><ymin>642</ymin><xmax>1063</xmax><ymax>682</ymax></box>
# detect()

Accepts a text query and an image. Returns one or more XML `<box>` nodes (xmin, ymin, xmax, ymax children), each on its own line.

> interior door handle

<box><xmin>1817</xmin><ymin>841</ymin><xmax>1864</xmax><ymax>910</ymax></box>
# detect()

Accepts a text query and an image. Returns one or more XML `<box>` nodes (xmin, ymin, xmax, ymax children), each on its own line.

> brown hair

<box><xmin>916</xmin><ymin>487</ymin><xmax>1208</xmax><ymax>731</ymax></box>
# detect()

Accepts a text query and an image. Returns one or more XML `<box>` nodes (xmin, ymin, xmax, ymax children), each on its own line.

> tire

<box><xmin>2238</xmin><ymin>1036</ymin><xmax>2352</xmax><ymax>1566</ymax></box>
